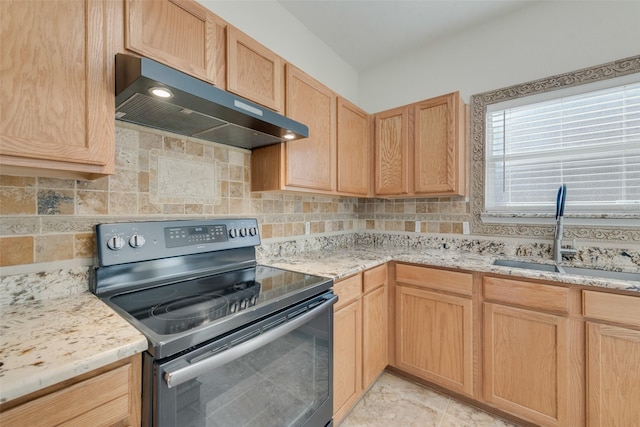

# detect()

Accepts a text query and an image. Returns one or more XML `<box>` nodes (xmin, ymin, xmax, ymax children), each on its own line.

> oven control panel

<box><xmin>96</xmin><ymin>218</ymin><xmax>261</xmax><ymax>266</ymax></box>
<box><xmin>165</xmin><ymin>224</ymin><xmax>228</xmax><ymax>248</ymax></box>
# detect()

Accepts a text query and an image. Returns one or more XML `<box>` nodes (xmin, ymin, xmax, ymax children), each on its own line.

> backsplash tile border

<box><xmin>3</xmin><ymin>230</ymin><xmax>638</xmax><ymax>306</ymax></box>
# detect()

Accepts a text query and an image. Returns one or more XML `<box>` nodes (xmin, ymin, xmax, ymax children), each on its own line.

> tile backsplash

<box><xmin>2</xmin><ymin>123</ymin><xmax>634</xmax><ymax>270</ymax></box>
<box><xmin>0</xmin><ymin>125</ymin><xmax>359</xmax><ymax>268</ymax></box>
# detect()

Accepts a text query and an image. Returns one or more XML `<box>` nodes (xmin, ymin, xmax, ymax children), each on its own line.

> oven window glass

<box><xmin>155</xmin><ymin>305</ymin><xmax>332</xmax><ymax>427</ymax></box>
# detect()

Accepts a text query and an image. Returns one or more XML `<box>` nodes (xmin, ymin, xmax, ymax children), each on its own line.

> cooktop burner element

<box><xmin>150</xmin><ymin>294</ymin><xmax>228</xmax><ymax>335</ymax></box>
<box><xmin>91</xmin><ymin>218</ymin><xmax>333</xmax><ymax>358</ymax></box>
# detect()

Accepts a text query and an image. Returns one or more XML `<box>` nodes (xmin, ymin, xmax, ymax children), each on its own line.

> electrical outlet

<box><xmin>463</xmin><ymin>221</ymin><xmax>470</xmax><ymax>234</ymax></box>
<box><xmin>415</xmin><ymin>220</ymin><xmax>421</xmax><ymax>232</ymax></box>
<box><xmin>305</xmin><ymin>221</ymin><xmax>310</xmax><ymax>235</ymax></box>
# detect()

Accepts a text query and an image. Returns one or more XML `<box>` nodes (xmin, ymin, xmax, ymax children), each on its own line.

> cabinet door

<box><xmin>126</xmin><ymin>0</ymin><xmax>217</xmax><ymax>84</ymax></box>
<box><xmin>337</xmin><ymin>97</ymin><xmax>371</xmax><ymax>196</ymax></box>
<box><xmin>483</xmin><ymin>303</ymin><xmax>569</xmax><ymax>427</ymax></box>
<box><xmin>227</xmin><ymin>26</ymin><xmax>283</xmax><ymax>112</ymax></box>
<box><xmin>362</xmin><ymin>284</ymin><xmax>387</xmax><ymax>389</ymax></box>
<box><xmin>0</xmin><ymin>0</ymin><xmax>115</xmax><ymax>179</ymax></box>
<box><xmin>285</xmin><ymin>65</ymin><xmax>336</xmax><ymax>192</ymax></box>
<box><xmin>586</xmin><ymin>322</ymin><xmax>640</xmax><ymax>427</ymax></box>
<box><xmin>414</xmin><ymin>92</ymin><xmax>466</xmax><ymax>196</ymax></box>
<box><xmin>333</xmin><ymin>299</ymin><xmax>362</xmax><ymax>423</ymax></box>
<box><xmin>374</xmin><ymin>106</ymin><xmax>410</xmax><ymax>195</ymax></box>
<box><xmin>395</xmin><ymin>285</ymin><xmax>473</xmax><ymax>396</ymax></box>
<box><xmin>0</xmin><ymin>355</ymin><xmax>141</xmax><ymax>426</ymax></box>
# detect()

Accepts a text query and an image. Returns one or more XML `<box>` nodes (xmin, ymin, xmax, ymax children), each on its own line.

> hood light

<box><xmin>149</xmin><ymin>87</ymin><xmax>173</xmax><ymax>98</ymax></box>
<box><xmin>283</xmin><ymin>131</ymin><xmax>296</xmax><ymax>140</ymax></box>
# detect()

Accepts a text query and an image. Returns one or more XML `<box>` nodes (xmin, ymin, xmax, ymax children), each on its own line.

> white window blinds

<box><xmin>485</xmin><ymin>79</ymin><xmax>640</xmax><ymax>214</ymax></box>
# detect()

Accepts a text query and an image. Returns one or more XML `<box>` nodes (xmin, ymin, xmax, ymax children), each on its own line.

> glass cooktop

<box><xmin>108</xmin><ymin>265</ymin><xmax>330</xmax><ymax>337</ymax></box>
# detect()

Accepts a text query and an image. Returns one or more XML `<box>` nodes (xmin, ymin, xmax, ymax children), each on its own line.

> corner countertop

<box><xmin>260</xmin><ymin>246</ymin><xmax>640</xmax><ymax>293</ymax></box>
<box><xmin>0</xmin><ymin>292</ymin><xmax>148</xmax><ymax>404</ymax></box>
<box><xmin>1</xmin><ymin>243</ymin><xmax>638</xmax><ymax>405</ymax></box>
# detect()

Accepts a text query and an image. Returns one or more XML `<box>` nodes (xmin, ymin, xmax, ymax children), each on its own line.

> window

<box><xmin>485</xmin><ymin>77</ymin><xmax>640</xmax><ymax>215</ymax></box>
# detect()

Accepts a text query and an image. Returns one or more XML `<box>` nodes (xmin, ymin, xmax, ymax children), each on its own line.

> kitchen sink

<box><xmin>492</xmin><ymin>259</ymin><xmax>640</xmax><ymax>282</ymax></box>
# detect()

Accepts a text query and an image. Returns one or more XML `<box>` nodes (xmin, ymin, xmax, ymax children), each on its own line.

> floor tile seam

<box><xmin>436</xmin><ymin>397</ymin><xmax>452</xmax><ymax>427</ymax></box>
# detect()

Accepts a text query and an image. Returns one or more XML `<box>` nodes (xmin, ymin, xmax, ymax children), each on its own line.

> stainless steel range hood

<box><xmin>114</xmin><ymin>54</ymin><xmax>308</xmax><ymax>150</ymax></box>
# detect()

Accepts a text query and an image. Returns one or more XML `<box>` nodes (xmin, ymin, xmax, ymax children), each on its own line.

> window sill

<box><xmin>481</xmin><ymin>213</ymin><xmax>639</xmax><ymax>228</ymax></box>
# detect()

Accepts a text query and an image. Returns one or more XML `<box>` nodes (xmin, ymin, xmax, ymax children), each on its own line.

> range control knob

<box><xmin>249</xmin><ymin>227</ymin><xmax>258</xmax><ymax>236</ymax></box>
<box><xmin>106</xmin><ymin>235</ymin><xmax>125</xmax><ymax>251</ymax></box>
<box><xmin>239</xmin><ymin>227</ymin><xmax>248</xmax><ymax>237</ymax></box>
<box><xmin>129</xmin><ymin>234</ymin><xmax>146</xmax><ymax>248</ymax></box>
<box><xmin>229</xmin><ymin>228</ymin><xmax>238</xmax><ymax>238</ymax></box>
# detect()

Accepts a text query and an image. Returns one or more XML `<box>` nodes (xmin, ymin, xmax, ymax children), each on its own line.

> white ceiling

<box><xmin>277</xmin><ymin>0</ymin><xmax>533</xmax><ymax>71</ymax></box>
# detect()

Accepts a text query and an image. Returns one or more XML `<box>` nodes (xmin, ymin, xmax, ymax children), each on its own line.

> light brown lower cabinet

<box><xmin>0</xmin><ymin>354</ymin><xmax>141</xmax><ymax>427</ymax></box>
<box><xmin>361</xmin><ymin>264</ymin><xmax>388</xmax><ymax>390</ymax></box>
<box><xmin>333</xmin><ymin>263</ymin><xmax>640</xmax><ymax>427</ymax></box>
<box><xmin>483</xmin><ymin>302</ymin><xmax>571</xmax><ymax>427</ymax></box>
<box><xmin>482</xmin><ymin>275</ymin><xmax>582</xmax><ymax>427</ymax></box>
<box><xmin>333</xmin><ymin>273</ymin><xmax>362</xmax><ymax>423</ymax></box>
<box><xmin>583</xmin><ymin>290</ymin><xmax>640</xmax><ymax>427</ymax></box>
<box><xmin>394</xmin><ymin>264</ymin><xmax>474</xmax><ymax>396</ymax></box>
<box><xmin>333</xmin><ymin>264</ymin><xmax>388</xmax><ymax>424</ymax></box>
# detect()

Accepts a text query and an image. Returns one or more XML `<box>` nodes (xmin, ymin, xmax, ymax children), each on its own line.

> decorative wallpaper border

<box><xmin>469</xmin><ymin>55</ymin><xmax>640</xmax><ymax>242</ymax></box>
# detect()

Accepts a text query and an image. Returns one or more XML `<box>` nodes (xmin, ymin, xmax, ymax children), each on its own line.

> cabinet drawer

<box><xmin>334</xmin><ymin>274</ymin><xmax>363</xmax><ymax>310</ymax></box>
<box><xmin>363</xmin><ymin>264</ymin><xmax>387</xmax><ymax>293</ymax></box>
<box><xmin>396</xmin><ymin>264</ymin><xmax>472</xmax><ymax>296</ymax></box>
<box><xmin>1</xmin><ymin>363</ymin><xmax>133</xmax><ymax>426</ymax></box>
<box><xmin>483</xmin><ymin>276</ymin><xmax>570</xmax><ymax>314</ymax></box>
<box><xmin>583</xmin><ymin>290</ymin><xmax>640</xmax><ymax>328</ymax></box>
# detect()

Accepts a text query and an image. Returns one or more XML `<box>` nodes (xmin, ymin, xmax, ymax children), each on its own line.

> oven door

<box><xmin>148</xmin><ymin>291</ymin><xmax>337</xmax><ymax>427</ymax></box>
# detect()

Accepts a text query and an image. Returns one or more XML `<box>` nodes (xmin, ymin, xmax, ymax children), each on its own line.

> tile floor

<box><xmin>340</xmin><ymin>372</ymin><xmax>520</xmax><ymax>427</ymax></box>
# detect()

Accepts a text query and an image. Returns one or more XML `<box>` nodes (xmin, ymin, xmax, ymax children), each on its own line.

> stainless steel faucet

<box><xmin>553</xmin><ymin>185</ymin><xmax>576</xmax><ymax>268</ymax></box>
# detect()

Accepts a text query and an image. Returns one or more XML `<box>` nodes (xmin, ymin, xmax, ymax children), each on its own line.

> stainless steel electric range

<box><xmin>90</xmin><ymin>218</ymin><xmax>335</xmax><ymax>427</ymax></box>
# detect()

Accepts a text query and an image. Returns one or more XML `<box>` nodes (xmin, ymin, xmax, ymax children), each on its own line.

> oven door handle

<box><xmin>164</xmin><ymin>294</ymin><xmax>337</xmax><ymax>388</ymax></box>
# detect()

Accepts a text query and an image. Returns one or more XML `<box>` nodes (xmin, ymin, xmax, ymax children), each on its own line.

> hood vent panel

<box><xmin>114</xmin><ymin>54</ymin><xmax>308</xmax><ymax>150</ymax></box>
<box><xmin>117</xmin><ymin>93</ymin><xmax>227</xmax><ymax>136</ymax></box>
<box><xmin>193</xmin><ymin>124</ymin><xmax>281</xmax><ymax>149</ymax></box>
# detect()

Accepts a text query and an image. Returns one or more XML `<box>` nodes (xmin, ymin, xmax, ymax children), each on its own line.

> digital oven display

<box><xmin>190</xmin><ymin>226</ymin><xmax>208</xmax><ymax>235</ymax></box>
<box><xmin>165</xmin><ymin>225</ymin><xmax>228</xmax><ymax>248</ymax></box>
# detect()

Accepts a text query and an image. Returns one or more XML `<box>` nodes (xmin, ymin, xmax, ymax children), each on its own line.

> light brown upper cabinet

<box><xmin>337</xmin><ymin>97</ymin><xmax>371</xmax><ymax>196</ymax></box>
<box><xmin>227</xmin><ymin>26</ymin><xmax>284</xmax><ymax>112</ymax></box>
<box><xmin>374</xmin><ymin>106</ymin><xmax>411</xmax><ymax>195</ymax></box>
<box><xmin>251</xmin><ymin>65</ymin><xmax>336</xmax><ymax>193</ymax></box>
<box><xmin>285</xmin><ymin>65</ymin><xmax>336</xmax><ymax>191</ymax></box>
<box><xmin>125</xmin><ymin>0</ymin><xmax>222</xmax><ymax>85</ymax></box>
<box><xmin>414</xmin><ymin>93</ymin><xmax>466</xmax><ymax>195</ymax></box>
<box><xmin>374</xmin><ymin>92</ymin><xmax>467</xmax><ymax>197</ymax></box>
<box><xmin>0</xmin><ymin>0</ymin><xmax>116</xmax><ymax>179</ymax></box>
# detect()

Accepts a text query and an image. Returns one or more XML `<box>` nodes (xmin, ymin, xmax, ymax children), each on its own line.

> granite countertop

<box><xmin>1</xmin><ymin>242</ymin><xmax>638</xmax><ymax>405</ymax></box>
<box><xmin>260</xmin><ymin>246</ymin><xmax>640</xmax><ymax>293</ymax></box>
<box><xmin>0</xmin><ymin>292</ymin><xmax>147</xmax><ymax>404</ymax></box>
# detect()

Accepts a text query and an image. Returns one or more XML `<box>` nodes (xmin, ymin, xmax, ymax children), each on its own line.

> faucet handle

<box><xmin>560</xmin><ymin>239</ymin><xmax>578</xmax><ymax>258</ymax></box>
